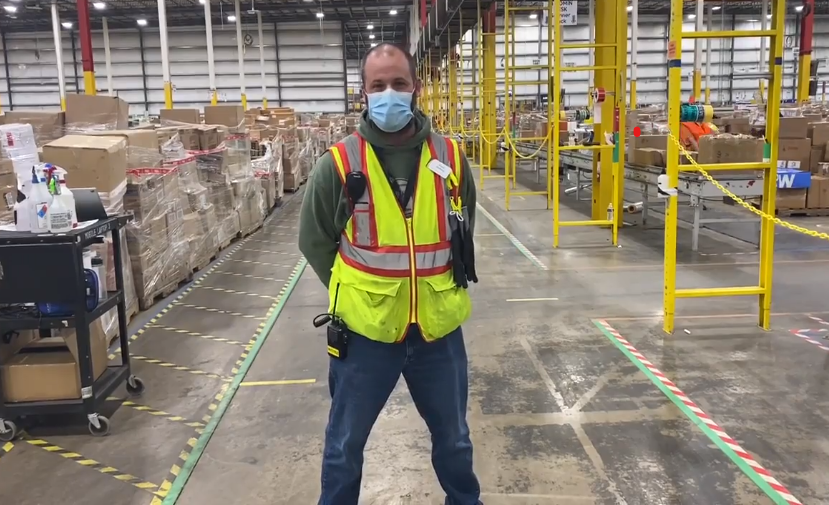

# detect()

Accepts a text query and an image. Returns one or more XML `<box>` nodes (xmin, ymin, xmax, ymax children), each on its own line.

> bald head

<box><xmin>361</xmin><ymin>43</ymin><xmax>419</xmax><ymax>96</ymax></box>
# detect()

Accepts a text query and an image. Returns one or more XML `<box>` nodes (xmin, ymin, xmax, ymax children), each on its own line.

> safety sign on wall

<box><xmin>542</xmin><ymin>1</ymin><xmax>578</xmax><ymax>26</ymax></box>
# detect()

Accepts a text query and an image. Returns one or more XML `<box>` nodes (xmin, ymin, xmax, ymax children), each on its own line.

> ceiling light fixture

<box><xmin>137</xmin><ymin>18</ymin><xmax>147</xmax><ymax>26</ymax></box>
<box><xmin>61</xmin><ymin>21</ymin><xmax>72</xmax><ymax>28</ymax></box>
<box><xmin>93</xmin><ymin>2</ymin><xmax>105</xmax><ymax>9</ymax></box>
<box><xmin>389</xmin><ymin>9</ymin><xmax>397</xmax><ymax>15</ymax></box>
<box><xmin>795</xmin><ymin>5</ymin><xmax>804</xmax><ymax>11</ymax></box>
<box><xmin>227</xmin><ymin>14</ymin><xmax>236</xmax><ymax>21</ymax></box>
<box><xmin>687</xmin><ymin>13</ymin><xmax>696</xmax><ymax>19</ymax></box>
<box><xmin>3</xmin><ymin>5</ymin><xmax>15</xmax><ymax>12</ymax></box>
<box><xmin>199</xmin><ymin>0</ymin><xmax>205</xmax><ymax>4</ymax></box>
<box><xmin>315</xmin><ymin>11</ymin><xmax>324</xmax><ymax>18</ymax></box>
<box><xmin>529</xmin><ymin>13</ymin><xmax>537</xmax><ymax>19</ymax></box>
<box><xmin>627</xmin><ymin>5</ymin><xmax>633</xmax><ymax>11</ymax></box>
<box><xmin>767</xmin><ymin>14</ymin><xmax>773</xmax><ymax>19</ymax></box>
<box><xmin>712</xmin><ymin>5</ymin><xmax>720</xmax><ymax>10</ymax></box>
<box><xmin>367</xmin><ymin>24</ymin><xmax>374</xmax><ymax>30</ymax></box>
<box><xmin>371</xmin><ymin>42</ymin><xmax>378</xmax><ymax>47</ymax></box>
<box><xmin>369</xmin><ymin>33</ymin><xmax>375</xmax><ymax>39</ymax></box>
<box><xmin>746</xmin><ymin>18</ymin><xmax>759</xmax><ymax>22</ymax></box>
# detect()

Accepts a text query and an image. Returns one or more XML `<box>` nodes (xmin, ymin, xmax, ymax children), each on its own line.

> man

<box><xmin>298</xmin><ymin>43</ymin><xmax>482</xmax><ymax>505</ymax></box>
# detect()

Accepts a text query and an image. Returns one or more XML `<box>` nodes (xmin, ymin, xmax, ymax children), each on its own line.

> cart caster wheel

<box><xmin>0</xmin><ymin>419</ymin><xmax>18</xmax><ymax>442</ymax></box>
<box><xmin>88</xmin><ymin>416</ymin><xmax>111</xmax><ymax>437</ymax></box>
<box><xmin>125</xmin><ymin>376</ymin><xmax>146</xmax><ymax>397</ymax></box>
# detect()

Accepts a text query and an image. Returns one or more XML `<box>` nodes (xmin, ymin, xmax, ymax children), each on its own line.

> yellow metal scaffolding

<box><xmin>551</xmin><ymin>0</ymin><xmax>626</xmax><ymax>247</ymax></box>
<box><xmin>662</xmin><ymin>0</ymin><xmax>786</xmax><ymax>334</ymax></box>
<box><xmin>501</xmin><ymin>0</ymin><xmax>553</xmax><ymax>210</ymax></box>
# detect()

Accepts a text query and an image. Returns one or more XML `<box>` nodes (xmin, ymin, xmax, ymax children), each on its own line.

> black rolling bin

<box><xmin>0</xmin><ymin>215</ymin><xmax>145</xmax><ymax>439</ymax></box>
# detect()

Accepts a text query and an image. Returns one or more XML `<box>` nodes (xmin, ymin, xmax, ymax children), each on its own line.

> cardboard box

<box><xmin>697</xmin><ymin>135</ymin><xmax>764</xmax><ymax>165</ymax></box>
<box><xmin>809</xmin><ymin>146</ymin><xmax>824</xmax><ymax>174</ymax></box>
<box><xmin>87</xmin><ymin>130</ymin><xmax>161</xmax><ymax>169</ymax></box>
<box><xmin>1</xmin><ymin>110</ymin><xmax>65</xmax><ymax>146</ymax></box>
<box><xmin>807</xmin><ymin>176</ymin><xmax>828</xmax><ymax>209</ymax></box>
<box><xmin>41</xmin><ymin>135</ymin><xmax>127</xmax><ymax>193</ymax></box>
<box><xmin>0</xmin><ymin>330</ymin><xmax>38</xmax><ymax>364</ymax></box>
<box><xmin>778</xmin><ymin>138</ymin><xmax>812</xmax><ymax>171</ymax></box>
<box><xmin>809</xmin><ymin>123</ymin><xmax>829</xmax><ymax>147</ymax></box>
<box><xmin>631</xmin><ymin>134</ymin><xmax>667</xmax><ymax>151</ymax></box>
<box><xmin>160</xmin><ymin>108</ymin><xmax>201</xmax><ymax>125</ymax></box>
<box><xmin>722</xmin><ymin>116</ymin><xmax>751</xmax><ymax>135</ymax></box>
<box><xmin>778</xmin><ymin>117</ymin><xmax>810</xmax><ymax>139</ymax></box>
<box><xmin>776</xmin><ymin>188</ymin><xmax>807</xmax><ymax>210</ymax></box>
<box><xmin>177</xmin><ymin>127</ymin><xmax>201</xmax><ymax>151</ymax></box>
<box><xmin>198</xmin><ymin>126</ymin><xmax>220</xmax><ymax>151</ymax></box>
<box><xmin>631</xmin><ymin>148</ymin><xmax>663</xmax><ymax>167</ymax></box>
<box><xmin>1</xmin><ymin>321</ymin><xmax>108</xmax><ymax>403</ymax></box>
<box><xmin>65</xmin><ymin>94</ymin><xmax>129</xmax><ymax>130</ymax></box>
<box><xmin>204</xmin><ymin>105</ymin><xmax>245</xmax><ymax>127</ymax></box>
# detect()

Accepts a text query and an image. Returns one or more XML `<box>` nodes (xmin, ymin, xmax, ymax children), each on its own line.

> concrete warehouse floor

<box><xmin>2</xmin><ymin>166</ymin><xmax>829</xmax><ymax>505</ymax></box>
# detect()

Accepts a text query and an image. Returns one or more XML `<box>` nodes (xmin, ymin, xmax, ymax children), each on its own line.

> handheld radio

<box><xmin>313</xmin><ymin>283</ymin><xmax>348</xmax><ymax>360</ymax></box>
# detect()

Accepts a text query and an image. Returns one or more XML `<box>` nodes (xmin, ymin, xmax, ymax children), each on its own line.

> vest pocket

<box><xmin>334</xmin><ymin>269</ymin><xmax>408</xmax><ymax>342</ymax></box>
<box><xmin>417</xmin><ymin>274</ymin><xmax>472</xmax><ymax>341</ymax></box>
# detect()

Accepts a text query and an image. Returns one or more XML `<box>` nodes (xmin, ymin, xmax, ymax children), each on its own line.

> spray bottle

<box><xmin>28</xmin><ymin>164</ymin><xmax>52</xmax><ymax>233</ymax></box>
<box><xmin>47</xmin><ymin>174</ymin><xmax>73</xmax><ymax>234</ymax></box>
<box><xmin>50</xmin><ymin>167</ymin><xmax>77</xmax><ymax>230</ymax></box>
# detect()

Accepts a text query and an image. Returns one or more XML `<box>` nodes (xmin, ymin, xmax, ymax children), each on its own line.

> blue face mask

<box><xmin>367</xmin><ymin>88</ymin><xmax>414</xmax><ymax>133</ymax></box>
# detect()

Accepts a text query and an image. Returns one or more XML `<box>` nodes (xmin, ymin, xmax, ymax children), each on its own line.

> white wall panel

<box><xmin>458</xmin><ymin>14</ymin><xmax>829</xmax><ymax>109</ymax></box>
<box><xmin>2</xmin><ymin>15</ymin><xmax>828</xmax><ymax>115</ymax></box>
<box><xmin>0</xmin><ymin>20</ymin><xmax>346</xmax><ymax>115</ymax></box>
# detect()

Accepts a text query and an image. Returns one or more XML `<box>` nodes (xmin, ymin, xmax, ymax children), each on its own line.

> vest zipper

<box><xmin>405</xmin><ymin>217</ymin><xmax>418</xmax><ymax>334</ymax></box>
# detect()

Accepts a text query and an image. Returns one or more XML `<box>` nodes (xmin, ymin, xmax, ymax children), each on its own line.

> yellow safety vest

<box><xmin>327</xmin><ymin>132</ymin><xmax>472</xmax><ymax>343</ymax></box>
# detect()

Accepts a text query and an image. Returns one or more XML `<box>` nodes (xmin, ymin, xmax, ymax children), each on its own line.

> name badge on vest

<box><xmin>427</xmin><ymin>159</ymin><xmax>452</xmax><ymax>179</ymax></box>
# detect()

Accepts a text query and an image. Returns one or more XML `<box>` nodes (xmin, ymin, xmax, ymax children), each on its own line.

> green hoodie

<box><xmin>298</xmin><ymin>110</ymin><xmax>477</xmax><ymax>287</ymax></box>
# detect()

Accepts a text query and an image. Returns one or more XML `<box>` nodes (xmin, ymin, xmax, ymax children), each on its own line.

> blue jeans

<box><xmin>319</xmin><ymin>325</ymin><xmax>482</xmax><ymax>505</ymax></box>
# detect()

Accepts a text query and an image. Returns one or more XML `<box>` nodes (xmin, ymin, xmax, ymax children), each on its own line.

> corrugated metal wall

<box><xmin>0</xmin><ymin>20</ymin><xmax>347</xmax><ymax>114</ymax></box>
<box><xmin>3</xmin><ymin>13</ymin><xmax>828</xmax><ymax>114</ymax></box>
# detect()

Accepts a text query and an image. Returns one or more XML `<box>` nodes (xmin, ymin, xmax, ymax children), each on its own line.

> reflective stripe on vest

<box><xmin>329</xmin><ymin>132</ymin><xmax>461</xmax><ymax>277</ymax></box>
<box><xmin>338</xmin><ymin>239</ymin><xmax>452</xmax><ymax>277</ymax></box>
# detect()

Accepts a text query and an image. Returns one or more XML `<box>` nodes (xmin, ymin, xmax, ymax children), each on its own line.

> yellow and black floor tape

<box><xmin>240</xmin><ymin>248</ymin><xmax>301</xmax><ymax>257</ymax></box>
<box><xmin>212</xmin><ymin>271</ymin><xmax>285</xmax><ymax>283</ymax></box>
<box><xmin>194</xmin><ymin>285</ymin><xmax>279</xmax><ymax>301</ymax></box>
<box><xmin>147</xmin><ymin>324</ymin><xmax>250</xmax><ymax>348</ymax></box>
<box><xmin>108</xmin><ymin>398</ymin><xmax>206</xmax><ymax>431</ymax></box>
<box><xmin>122</xmin><ymin>354</ymin><xmax>232</xmax><ymax>382</ymax></box>
<box><xmin>151</xmin><ymin>259</ymin><xmax>305</xmax><ymax>504</ymax></box>
<box><xmin>226</xmin><ymin>258</ymin><xmax>297</xmax><ymax>269</ymax></box>
<box><xmin>25</xmin><ymin>439</ymin><xmax>163</xmax><ymax>496</ymax></box>
<box><xmin>171</xmin><ymin>302</ymin><xmax>267</xmax><ymax>320</ymax></box>
<box><xmin>0</xmin><ymin>441</ymin><xmax>13</xmax><ymax>459</ymax></box>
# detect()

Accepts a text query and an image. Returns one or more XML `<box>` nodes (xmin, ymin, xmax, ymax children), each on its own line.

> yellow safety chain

<box><xmin>669</xmin><ymin>133</ymin><xmax>829</xmax><ymax>241</ymax></box>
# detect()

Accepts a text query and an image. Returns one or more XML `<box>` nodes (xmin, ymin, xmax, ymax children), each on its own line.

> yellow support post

<box><xmin>553</xmin><ymin>0</ymin><xmax>625</xmax><ymax>247</ymax></box>
<box><xmin>759</xmin><ymin>0</ymin><xmax>785</xmax><ymax>329</ymax></box>
<box><xmin>449</xmin><ymin>53</ymin><xmax>458</xmax><ymax>134</ymax></box>
<box><xmin>481</xmin><ymin>4</ymin><xmax>498</xmax><ymax>179</ymax></box>
<box><xmin>662</xmin><ymin>0</ymin><xmax>785</xmax><ymax>334</ymax></box>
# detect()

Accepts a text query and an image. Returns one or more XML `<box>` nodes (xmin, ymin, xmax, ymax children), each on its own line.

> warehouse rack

<box><xmin>662</xmin><ymin>0</ymin><xmax>786</xmax><ymax>334</ymax></box>
<box><xmin>0</xmin><ymin>215</ymin><xmax>144</xmax><ymax>440</ymax></box>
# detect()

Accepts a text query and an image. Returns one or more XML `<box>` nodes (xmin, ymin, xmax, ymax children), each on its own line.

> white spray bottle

<box><xmin>52</xmin><ymin>167</ymin><xmax>77</xmax><ymax>229</ymax></box>
<box><xmin>28</xmin><ymin>165</ymin><xmax>52</xmax><ymax>233</ymax></box>
<box><xmin>47</xmin><ymin>174</ymin><xmax>73</xmax><ymax>234</ymax></box>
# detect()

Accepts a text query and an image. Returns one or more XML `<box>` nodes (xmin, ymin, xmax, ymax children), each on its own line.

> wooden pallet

<box><xmin>191</xmin><ymin>253</ymin><xmax>216</xmax><ymax>275</ymax></box>
<box><xmin>137</xmin><ymin>274</ymin><xmax>192</xmax><ymax>311</ymax></box>
<box><xmin>239</xmin><ymin>225</ymin><xmax>262</xmax><ymax>240</ymax></box>
<box><xmin>777</xmin><ymin>207</ymin><xmax>829</xmax><ymax>217</ymax></box>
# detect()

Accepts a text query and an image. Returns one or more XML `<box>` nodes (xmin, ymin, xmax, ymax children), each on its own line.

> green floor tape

<box><xmin>162</xmin><ymin>258</ymin><xmax>308</xmax><ymax>505</ymax></box>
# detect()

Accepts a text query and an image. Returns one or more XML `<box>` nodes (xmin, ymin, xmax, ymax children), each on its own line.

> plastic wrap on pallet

<box><xmin>0</xmin><ymin>123</ymin><xmax>39</xmax><ymax>226</ymax></box>
<box><xmin>253</xmin><ymin>139</ymin><xmax>282</xmax><ymax>211</ymax></box>
<box><xmin>157</xmin><ymin>125</ymin><xmax>219</xmax><ymax>271</ymax></box>
<box><xmin>124</xmin><ymin>144</ymin><xmax>191</xmax><ymax>309</ymax></box>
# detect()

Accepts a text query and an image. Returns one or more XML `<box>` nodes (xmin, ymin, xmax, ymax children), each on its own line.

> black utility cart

<box><xmin>0</xmin><ymin>215</ymin><xmax>144</xmax><ymax>439</ymax></box>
